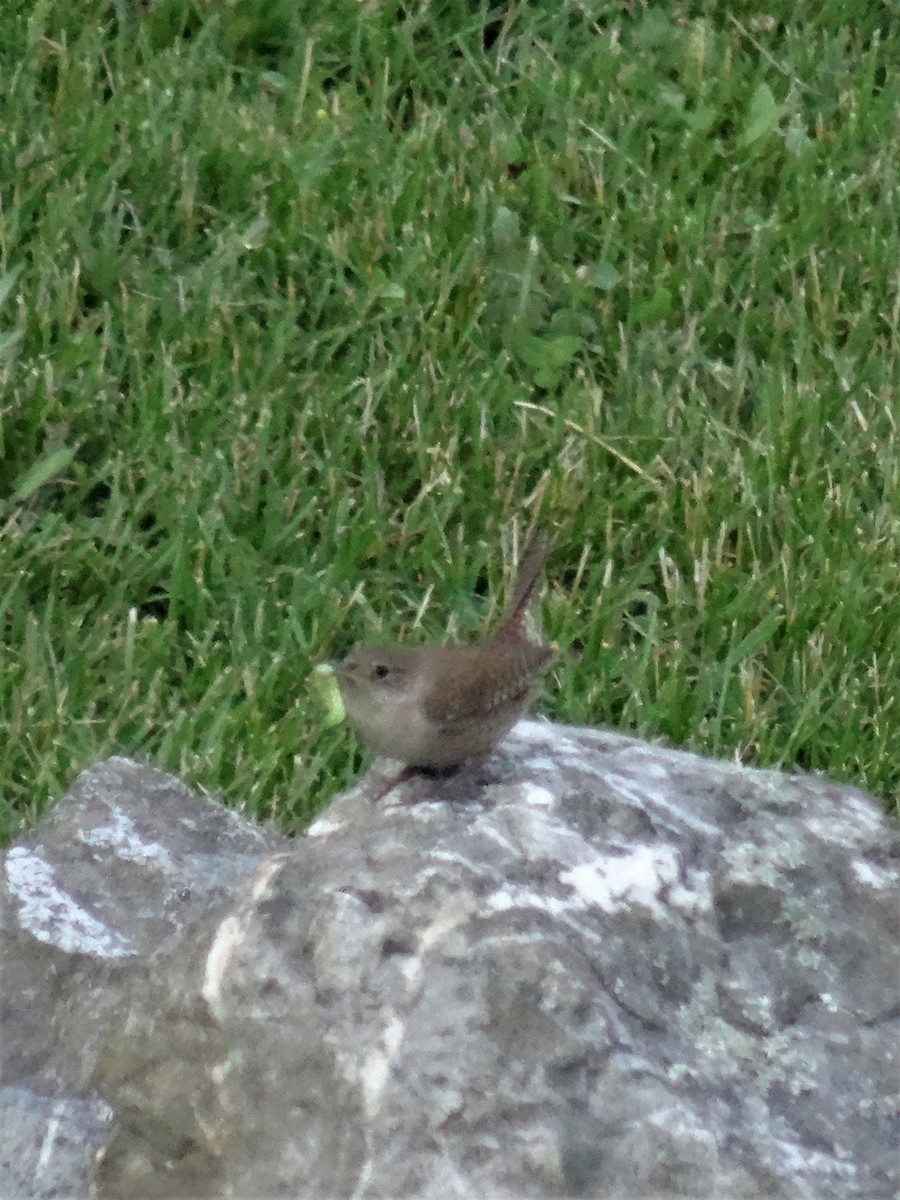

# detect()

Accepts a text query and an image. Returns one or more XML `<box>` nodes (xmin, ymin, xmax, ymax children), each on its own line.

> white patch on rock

<box><xmin>307</xmin><ymin>815</ymin><xmax>345</xmax><ymax>838</ymax></box>
<box><xmin>360</xmin><ymin>1014</ymin><xmax>405</xmax><ymax>1119</ymax></box>
<box><xmin>78</xmin><ymin>810</ymin><xmax>175</xmax><ymax>871</ymax></box>
<box><xmin>561</xmin><ymin>845</ymin><xmax>681</xmax><ymax>915</ymax></box>
<box><xmin>6</xmin><ymin>848</ymin><xmax>134</xmax><ymax>957</ymax></box>
<box><xmin>203</xmin><ymin>858</ymin><xmax>287</xmax><ymax>1014</ymax></box>
<box><xmin>520</xmin><ymin>783</ymin><xmax>555</xmax><ymax>806</ymax></box>
<box><xmin>606</xmin><ymin>771</ymin><xmax>719</xmax><ymax>836</ymax></box>
<box><xmin>805</xmin><ymin>802</ymin><xmax>885</xmax><ymax>847</ymax></box>
<box><xmin>851</xmin><ymin>859</ymin><xmax>897</xmax><ymax>891</ymax></box>
<box><xmin>202</xmin><ymin>913</ymin><xmax>243</xmax><ymax>1017</ymax></box>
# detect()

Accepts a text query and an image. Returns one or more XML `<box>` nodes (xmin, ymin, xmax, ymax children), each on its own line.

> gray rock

<box><xmin>1</xmin><ymin>728</ymin><xmax>898</xmax><ymax>1199</ymax></box>
<box><xmin>0</xmin><ymin>1087</ymin><xmax>112</xmax><ymax>1200</ymax></box>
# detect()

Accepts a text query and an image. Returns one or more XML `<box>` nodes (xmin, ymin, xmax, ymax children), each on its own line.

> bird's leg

<box><xmin>365</xmin><ymin>763</ymin><xmax>461</xmax><ymax>805</ymax></box>
<box><xmin>365</xmin><ymin>764</ymin><xmax>416</xmax><ymax>804</ymax></box>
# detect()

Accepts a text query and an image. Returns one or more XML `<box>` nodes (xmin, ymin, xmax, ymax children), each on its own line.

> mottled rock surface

<box><xmin>2</xmin><ymin>725</ymin><xmax>898</xmax><ymax>1199</ymax></box>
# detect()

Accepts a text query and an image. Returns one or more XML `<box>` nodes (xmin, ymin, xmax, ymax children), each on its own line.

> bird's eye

<box><xmin>373</xmin><ymin>664</ymin><xmax>390</xmax><ymax>680</ymax></box>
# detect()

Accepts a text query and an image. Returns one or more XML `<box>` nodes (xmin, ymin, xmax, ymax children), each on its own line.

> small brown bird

<box><xmin>333</xmin><ymin>534</ymin><xmax>555</xmax><ymax>769</ymax></box>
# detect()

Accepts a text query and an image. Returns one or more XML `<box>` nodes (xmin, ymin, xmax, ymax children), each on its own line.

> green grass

<box><xmin>1</xmin><ymin>0</ymin><xmax>897</xmax><ymax>837</ymax></box>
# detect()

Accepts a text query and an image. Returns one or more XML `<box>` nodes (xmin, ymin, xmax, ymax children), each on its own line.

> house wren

<box><xmin>333</xmin><ymin>535</ymin><xmax>555</xmax><ymax>769</ymax></box>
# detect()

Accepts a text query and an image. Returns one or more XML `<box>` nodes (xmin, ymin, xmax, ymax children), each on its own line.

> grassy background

<box><xmin>1</xmin><ymin>0</ymin><xmax>897</xmax><ymax>838</ymax></box>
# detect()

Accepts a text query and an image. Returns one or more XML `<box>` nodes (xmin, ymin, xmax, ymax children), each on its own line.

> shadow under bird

<box><xmin>333</xmin><ymin>535</ymin><xmax>555</xmax><ymax>770</ymax></box>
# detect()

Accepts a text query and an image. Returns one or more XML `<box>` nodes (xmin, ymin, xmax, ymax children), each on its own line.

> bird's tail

<box><xmin>493</xmin><ymin>532</ymin><xmax>553</xmax><ymax>642</ymax></box>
